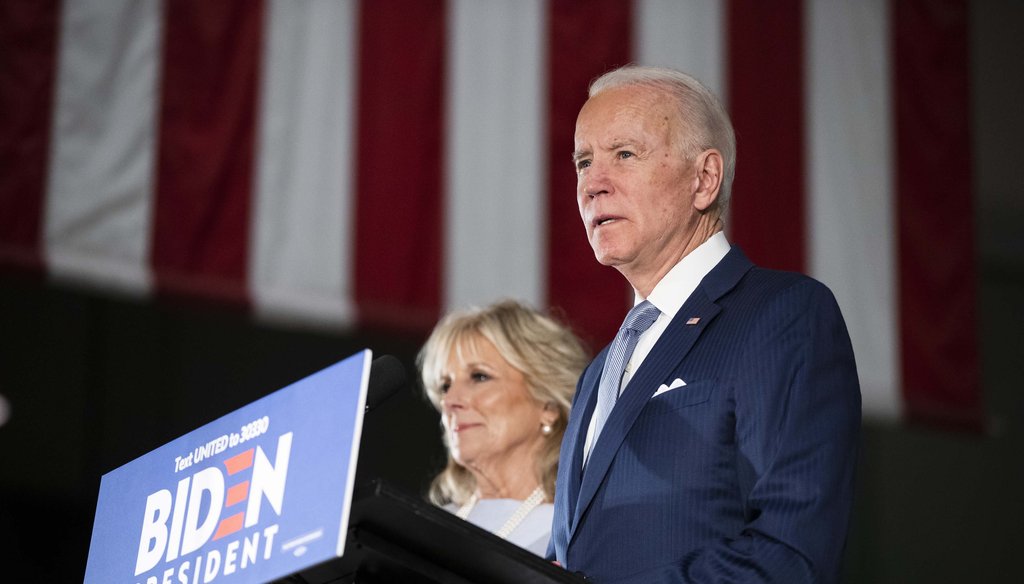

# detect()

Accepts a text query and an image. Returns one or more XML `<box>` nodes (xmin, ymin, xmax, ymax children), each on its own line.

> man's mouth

<box><xmin>594</xmin><ymin>215</ymin><xmax>619</xmax><ymax>227</ymax></box>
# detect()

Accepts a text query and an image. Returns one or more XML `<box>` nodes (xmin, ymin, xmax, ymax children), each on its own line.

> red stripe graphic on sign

<box><xmin>225</xmin><ymin>480</ymin><xmax>250</xmax><ymax>507</ymax></box>
<box><xmin>224</xmin><ymin>448</ymin><xmax>255</xmax><ymax>475</ymax></box>
<box><xmin>152</xmin><ymin>0</ymin><xmax>264</xmax><ymax>304</ymax></box>
<box><xmin>213</xmin><ymin>511</ymin><xmax>245</xmax><ymax>541</ymax></box>
<box><xmin>546</xmin><ymin>0</ymin><xmax>635</xmax><ymax>348</ymax></box>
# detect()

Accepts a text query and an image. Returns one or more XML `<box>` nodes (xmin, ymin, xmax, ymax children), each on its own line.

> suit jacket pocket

<box><xmin>646</xmin><ymin>380</ymin><xmax>715</xmax><ymax>413</ymax></box>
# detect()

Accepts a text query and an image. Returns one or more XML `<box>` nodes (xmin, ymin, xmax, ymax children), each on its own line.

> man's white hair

<box><xmin>589</xmin><ymin>65</ymin><xmax>737</xmax><ymax>213</ymax></box>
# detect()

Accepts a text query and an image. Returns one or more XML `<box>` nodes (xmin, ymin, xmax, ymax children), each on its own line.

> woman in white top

<box><xmin>418</xmin><ymin>300</ymin><xmax>588</xmax><ymax>556</ymax></box>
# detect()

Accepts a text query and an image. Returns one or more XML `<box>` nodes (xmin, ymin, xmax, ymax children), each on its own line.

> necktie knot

<box><xmin>622</xmin><ymin>300</ymin><xmax>660</xmax><ymax>335</ymax></box>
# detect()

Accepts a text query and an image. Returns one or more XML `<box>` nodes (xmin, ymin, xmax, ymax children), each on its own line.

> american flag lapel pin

<box><xmin>686</xmin><ymin>317</ymin><xmax>700</xmax><ymax>326</ymax></box>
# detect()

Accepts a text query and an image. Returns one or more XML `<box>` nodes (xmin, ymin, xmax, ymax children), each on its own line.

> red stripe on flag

<box><xmin>894</xmin><ymin>0</ymin><xmax>981</xmax><ymax>430</ymax></box>
<box><xmin>726</xmin><ymin>0</ymin><xmax>806</xmax><ymax>273</ymax></box>
<box><xmin>546</xmin><ymin>0</ymin><xmax>634</xmax><ymax>348</ymax></box>
<box><xmin>151</xmin><ymin>0</ymin><xmax>264</xmax><ymax>304</ymax></box>
<box><xmin>353</xmin><ymin>0</ymin><xmax>446</xmax><ymax>332</ymax></box>
<box><xmin>0</xmin><ymin>0</ymin><xmax>60</xmax><ymax>274</ymax></box>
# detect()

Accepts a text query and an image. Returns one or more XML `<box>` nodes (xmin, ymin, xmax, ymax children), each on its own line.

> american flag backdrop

<box><xmin>0</xmin><ymin>0</ymin><xmax>980</xmax><ymax>428</ymax></box>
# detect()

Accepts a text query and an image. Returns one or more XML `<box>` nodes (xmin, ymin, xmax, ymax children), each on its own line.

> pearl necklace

<box><xmin>455</xmin><ymin>486</ymin><xmax>546</xmax><ymax>539</ymax></box>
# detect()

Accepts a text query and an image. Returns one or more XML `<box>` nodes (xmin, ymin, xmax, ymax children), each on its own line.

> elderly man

<box><xmin>549</xmin><ymin>65</ymin><xmax>861</xmax><ymax>583</ymax></box>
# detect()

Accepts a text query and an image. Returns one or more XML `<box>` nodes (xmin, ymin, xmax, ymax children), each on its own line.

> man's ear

<box><xmin>694</xmin><ymin>149</ymin><xmax>723</xmax><ymax>212</ymax></box>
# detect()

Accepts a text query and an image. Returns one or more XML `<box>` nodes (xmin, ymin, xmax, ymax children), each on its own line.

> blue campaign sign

<box><xmin>84</xmin><ymin>350</ymin><xmax>372</xmax><ymax>584</ymax></box>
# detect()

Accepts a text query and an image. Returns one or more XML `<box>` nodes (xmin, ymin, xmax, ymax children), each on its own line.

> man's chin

<box><xmin>591</xmin><ymin>247</ymin><xmax>626</xmax><ymax>268</ymax></box>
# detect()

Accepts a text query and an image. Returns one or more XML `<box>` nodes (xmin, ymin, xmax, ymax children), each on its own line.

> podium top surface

<box><xmin>296</xmin><ymin>479</ymin><xmax>588</xmax><ymax>584</ymax></box>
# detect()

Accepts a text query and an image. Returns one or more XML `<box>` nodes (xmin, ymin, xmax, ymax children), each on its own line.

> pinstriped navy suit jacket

<box><xmin>550</xmin><ymin>246</ymin><xmax>861</xmax><ymax>583</ymax></box>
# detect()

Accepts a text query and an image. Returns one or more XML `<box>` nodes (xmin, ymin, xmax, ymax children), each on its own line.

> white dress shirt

<box><xmin>583</xmin><ymin>232</ymin><xmax>731</xmax><ymax>464</ymax></box>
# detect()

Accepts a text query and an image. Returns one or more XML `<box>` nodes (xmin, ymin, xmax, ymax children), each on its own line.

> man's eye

<box><xmin>618</xmin><ymin>151</ymin><xmax>634</xmax><ymax>159</ymax></box>
<box><xmin>576</xmin><ymin>160</ymin><xmax>591</xmax><ymax>171</ymax></box>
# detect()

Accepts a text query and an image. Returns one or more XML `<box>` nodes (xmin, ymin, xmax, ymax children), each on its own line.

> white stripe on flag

<box><xmin>634</xmin><ymin>0</ymin><xmax>726</xmax><ymax>99</ymax></box>
<box><xmin>444</xmin><ymin>0</ymin><xmax>547</xmax><ymax>311</ymax></box>
<box><xmin>251</xmin><ymin>0</ymin><xmax>357</xmax><ymax>327</ymax></box>
<box><xmin>44</xmin><ymin>0</ymin><xmax>160</xmax><ymax>296</ymax></box>
<box><xmin>807</xmin><ymin>0</ymin><xmax>900</xmax><ymax>419</ymax></box>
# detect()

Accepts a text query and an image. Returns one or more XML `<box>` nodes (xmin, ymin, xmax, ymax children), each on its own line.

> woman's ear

<box><xmin>541</xmin><ymin>401</ymin><xmax>560</xmax><ymax>427</ymax></box>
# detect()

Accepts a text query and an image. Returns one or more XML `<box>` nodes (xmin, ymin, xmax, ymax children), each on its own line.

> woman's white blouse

<box><xmin>444</xmin><ymin>499</ymin><xmax>554</xmax><ymax>556</ymax></box>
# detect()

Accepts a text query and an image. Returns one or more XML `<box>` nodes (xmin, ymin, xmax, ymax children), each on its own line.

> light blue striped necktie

<box><xmin>587</xmin><ymin>300</ymin><xmax>661</xmax><ymax>463</ymax></box>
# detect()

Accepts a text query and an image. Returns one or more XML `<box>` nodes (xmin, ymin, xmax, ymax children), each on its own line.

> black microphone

<box><xmin>365</xmin><ymin>354</ymin><xmax>407</xmax><ymax>412</ymax></box>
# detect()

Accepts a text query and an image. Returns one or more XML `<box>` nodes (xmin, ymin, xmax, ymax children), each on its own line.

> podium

<box><xmin>287</xmin><ymin>479</ymin><xmax>587</xmax><ymax>584</ymax></box>
<box><xmin>84</xmin><ymin>352</ymin><xmax>586</xmax><ymax>584</ymax></box>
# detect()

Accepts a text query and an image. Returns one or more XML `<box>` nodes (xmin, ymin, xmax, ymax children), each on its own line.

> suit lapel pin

<box><xmin>685</xmin><ymin>317</ymin><xmax>700</xmax><ymax>325</ymax></box>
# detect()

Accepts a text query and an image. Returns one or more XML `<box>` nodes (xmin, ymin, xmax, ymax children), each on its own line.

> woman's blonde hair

<box><xmin>417</xmin><ymin>299</ymin><xmax>589</xmax><ymax>506</ymax></box>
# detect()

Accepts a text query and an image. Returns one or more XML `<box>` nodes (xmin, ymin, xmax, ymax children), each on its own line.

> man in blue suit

<box><xmin>549</xmin><ymin>65</ymin><xmax>861</xmax><ymax>583</ymax></box>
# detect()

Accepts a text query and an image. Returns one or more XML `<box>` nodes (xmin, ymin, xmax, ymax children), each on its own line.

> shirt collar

<box><xmin>636</xmin><ymin>231</ymin><xmax>730</xmax><ymax>320</ymax></box>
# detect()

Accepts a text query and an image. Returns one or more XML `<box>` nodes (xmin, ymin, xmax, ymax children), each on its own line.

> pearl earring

<box><xmin>541</xmin><ymin>423</ymin><xmax>553</xmax><ymax>436</ymax></box>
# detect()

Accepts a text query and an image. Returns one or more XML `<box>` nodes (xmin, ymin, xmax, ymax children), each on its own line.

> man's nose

<box><xmin>581</xmin><ymin>163</ymin><xmax>611</xmax><ymax>198</ymax></box>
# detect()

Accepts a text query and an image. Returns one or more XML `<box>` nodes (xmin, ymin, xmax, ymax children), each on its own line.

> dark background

<box><xmin>2</xmin><ymin>1</ymin><xmax>1023</xmax><ymax>582</ymax></box>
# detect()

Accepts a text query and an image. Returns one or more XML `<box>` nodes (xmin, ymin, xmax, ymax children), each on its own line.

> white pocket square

<box><xmin>653</xmin><ymin>378</ymin><xmax>687</xmax><ymax>397</ymax></box>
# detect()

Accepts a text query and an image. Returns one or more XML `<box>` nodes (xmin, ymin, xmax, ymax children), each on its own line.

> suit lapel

<box><xmin>569</xmin><ymin>295</ymin><xmax>720</xmax><ymax>539</ymax></box>
<box><xmin>567</xmin><ymin>246</ymin><xmax>754</xmax><ymax>543</ymax></box>
<box><xmin>559</xmin><ymin>351</ymin><xmax>604</xmax><ymax>536</ymax></box>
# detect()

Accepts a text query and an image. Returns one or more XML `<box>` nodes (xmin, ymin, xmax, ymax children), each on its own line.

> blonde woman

<box><xmin>418</xmin><ymin>300</ymin><xmax>588</xmax><ymax>556</ymax></box>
